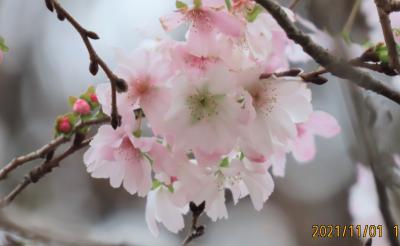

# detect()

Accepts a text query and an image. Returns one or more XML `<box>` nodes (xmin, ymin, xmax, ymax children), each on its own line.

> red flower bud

<box><xmin>58</xmin><ymin>116</ymin><xmax>72</xmax><ymax>133</ymax></box>
<box><xmin>89</xmin><ymin>93</ymin><xmax>99</xmax><ymax>103</ymax></box>
<box><xmin>73</xmin><ymin>99</ymin><xmax>91</xmax><ymax>115</ymax></box>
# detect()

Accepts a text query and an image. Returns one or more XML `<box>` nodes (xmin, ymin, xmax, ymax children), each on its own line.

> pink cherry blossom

<box><xmin>84</xmin><ymin>125</ymin><xmax>155</xmax><ymax>196</ymax></box>
<box><xmin>292</xmin><ymin>111</ymin><xmax>340</xmax><ymax>163</ymax></box>
<box><xmin>190</xmin><ymin>155</ymin><xmax>274</xmax><ymax>221</ymax></box>
<box><xmin>163</xmin><ymin>65</ymin><xmax>250</xmax><ymax>155</ymax></box>
<box><xmin>145</xmin><ymin>185</ymin><xmax>187</xmax><ymax>236</ymax></box>
<box><xmin>73</xmin><ymin>99</ymin><xmax>91</xmax><ymax>115</ymax></box>
<box><xmin>160</xmin><ymin>0</ymin><xmax>244</xmax><ymax>56</ymax></box>
<box><xmin>238</xmin><ymin>68</ymin><xmax>313</xmax><ymax>161</ymax></box>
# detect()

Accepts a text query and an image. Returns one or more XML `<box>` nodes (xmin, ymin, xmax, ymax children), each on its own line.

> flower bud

<box><xmin>73</xmin><ymin>99</ymin><xmax>91</xmax><ymax>115</ymax></box>
<box><xmin>58</xmin><ymin>116</ymin><xmax>72</xmax><ymax>133</ymax></box>
<box><xmin>89</xmin><ymin>93</ymin><xmax>98</xmax><ymax>103</ymax></box>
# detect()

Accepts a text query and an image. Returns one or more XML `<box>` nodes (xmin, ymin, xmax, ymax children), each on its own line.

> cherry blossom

<box><xmin>81</xmin><ymin>0</ymin><xmax>342</xmax><ymax>236</ymax></box>
<box><xmin>238</xmin><ymin>68</ymin><xmax>313</xmax><ymax>161</ymax></box>
<box><xmin>160</xmin><ymin>0</ymin><xmax>244</xmax><ymax>56</ymax></box>
<box><xmin>291</xmin><ymin>111</ymin><xmax>341</xmax><ymax>163</ymax></box>
<box><xmin>84</xmin><ymin>124</ymin><xmax>155</xmax><ymax>196</ymax></box>
<box><xmin>163</xmin><ymin>65</ymin><xmax>250</xmax><ymax>155</ymax></box>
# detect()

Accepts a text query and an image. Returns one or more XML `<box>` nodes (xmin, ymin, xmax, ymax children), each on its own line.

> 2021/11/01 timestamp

<box><xmin>312</xmin><ymin>225</ymin><xmax>384</xmax><ymax>238</ymax></box>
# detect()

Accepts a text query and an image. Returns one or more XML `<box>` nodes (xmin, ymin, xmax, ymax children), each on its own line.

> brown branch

<box><xmin>365</xmin><ymin>238</ymin><xmax>373</xmax><ymax>246</ymax></box>
<box><xmin>255</xmin><ymin>0</ymin><xmax>400</xmax><ymax>105</ymax></box>
<box><xmin>374</xmin><ymin>0</ymin><xmax>400</xmax><ymax>72</ymax></box>
<box><xmin>44</xmin><ymin>0</ymin><xmax>127</xmax><ymax>129</ymax></box>
<box><xmin>0</xmin><ymin>116</ymin><xmax>110</xmax><ymax>181</ymax></box>
<box><xmin>0</xmin><ymin>135</ymin><xmax>93</xmax><ymax>208</ymax></box>
<box><xmin>374</xmin><ymin>176</ymin><xmax>400</xmax><ymax>246</ymax></box>
<box><xmin>375</xmin><ymin>0</ymin><xmax>400</xmax><ymax>13</ymax></box>
<box><xmin>182</xmin><ymin>202</ymin><xmax>206</xmax><ymax>246</ymax></box>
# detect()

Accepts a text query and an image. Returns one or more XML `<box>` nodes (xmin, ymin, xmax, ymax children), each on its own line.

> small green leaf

<box><xmin>374</xmin><ymin>43</ymin><xmax>389</xmax><ymax>63</ymax></box>
<box><xmin>194</xmin><ymin>0</ymin><xmax>202</xmax><ymax>9</ymax></box>
<box><xmin>341</xmin><ymin>31</ymin><xmax>351</xmax><ymax>44</ymax></box>
<box><xmin>133</xmin><ymin>129</ymin><xmax>142</xmax><ymax>138</ymax></box>
<box><xmin>225</xmin><ymin>0</ymin><xmax>232</xmax><ymax>10</ymax></box>
<box><xmin>68</xmin><ymin>96</ymin><xmax>78</xmax><ymax>107</ymax></box>
<box><xmin>152</xmin><ymin>180</ymin><xmax>162</xmax><ymax>190</ymax></box>
<box><xmin>86</xmin><ymin>85</ymin><xmax>95</xmax><ymax>94</ymax></box>
<box><xmin>176</xmin><ymin>0</ymin><xmax>188</xmax><ymax>9</ymax></box>
<box><xmin>167</xmin><ymin>185</ymin><xmax>174</xmax><ymax>193</ymax></box>
<box><xmin>220</xmin><ymin>157</ymin><xmax>229</xmax><ymax>168</ymax></box>
<box><xmin>239</xmin><ymin>152</ymin><xmax>244</xmax><ymax>161</ymax></box>
<box><xmin>246</xmin><ymin>5</ymin><xmax>263</xmax><ymax>22</ymax></box>
<box><xmin>0</xmin><ymin>37</ymin><xmax>9</xmax><ymax>52</ymax></box>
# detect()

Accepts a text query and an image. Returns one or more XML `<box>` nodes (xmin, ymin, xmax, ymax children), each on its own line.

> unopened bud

<box><xmin>73</xmin><ymin>99</ymin><xmax>91</xmax><ymax>115</ymax></box>
<box><xmin>58</xmin><ymin>116</ymin><xmax>72</xmax><ymax>133</ymax></box>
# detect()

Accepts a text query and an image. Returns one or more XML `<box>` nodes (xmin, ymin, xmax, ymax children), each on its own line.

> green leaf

<box><xmin>194</xmin><ymin>0</ymin><xmax>202</xmax><ymax>9</ymax></box>
<box><xmin>68</xmin><ymin>96</ymin><xmax>78</xmax><ymax>107</ymax></box>
<box><xmin>239</xmin><ymin>152</ymin><xmax>244</xmax><ymax>161</ymax></box>
<box><xmin>225</xmin><ymin>0</ymin><xmax>232</xmax><ymax>10</ymax></box>
<box><xmin>86</xmin><ymin>85</ymin><xmax>95</xmax><ymax>94</ymax></box>
<box><xmin>0</xmin><ymin>36</ymin><xmax>9</xmax><ymax>52</ymax></box>
<box><xmin>133</xmin><ymin>129</ymin><xmax>142</xmax><ymax>138</ymax></box>
<box><xmin>176</xmin><ymin>0</ymin><xmax>188</xmax><ymax>9</ymax></box>
<box><xmin>246</xmin><ymin>5</ymin><xmax>263</xmax><ymax>22</ymax></box>
<box><xmin>167</xmin><ymin>184</ymin><xmax>174</xmax><ymax>193</ymax></box>
<box><xmin>374</xmin><ymin>43</ymin><xmax>389</xmax><ymax>63</ymax></box>
<box><xmin>341</xmin><ymin>31</ymin><xmax>351</xmax><ymax>44</ymax></box>
<box><xmin>220</xmin><ymin>157</ymin><xmax>229</xmax><ymax>168</ymax></box>
<box><xmin>152</xmin><ymin>180</ymin><xmax>162</xmax><ymax>190</ymax></box>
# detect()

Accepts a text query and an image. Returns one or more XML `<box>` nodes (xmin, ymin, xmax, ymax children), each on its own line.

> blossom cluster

<box><xmin>83</xmin><ymin>0</ymin><xmax>340</xmax><ymax>235</ymax></box>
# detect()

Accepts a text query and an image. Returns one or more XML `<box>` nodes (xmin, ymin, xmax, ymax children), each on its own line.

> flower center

<box><xmin>186</xmin><ymin>87</ymin><xmax>223</xmax><ymax>124</ymax></box>
<box><xmin>131</xmin><ymin>78</ymin><xmax>152</xmax><ymax>97</ymax></box>
<box><xmin>115</xmin><ymin>138</ymin><xmax>142</xmax><ymax>162</ymax></box>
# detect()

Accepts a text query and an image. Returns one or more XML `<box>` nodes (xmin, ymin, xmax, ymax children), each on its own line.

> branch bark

<box><xmin>182</xmin><ymin>202</ymin><xmax>206</xmax><ymax>246</ymax></box>
<box><xmin>255</xmin><ymin>0</ymin><xmax>400</xmax><ymax>105</ymax></box>
<box><xmin>0</xmin><ymin>116</ymin><xmax>110</xmax><ymax>181</ymax></box>
<box><xmin>374</xmin><ymin>0</ymin><xmax>400</xmax><ymax>72</ymax></box>
<box><xmin>44</xmin><ymin>0</ymin><xmax>127</xmax><ymax>129</ymax></box>
<box><xmin>0</xmin><ymin>135</ymin><xmax>93</xmax><ymax>208</ymax></box>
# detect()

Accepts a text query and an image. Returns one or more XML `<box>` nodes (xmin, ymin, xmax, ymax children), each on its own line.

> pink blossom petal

<box><xmin>207</xmin><ymin>9</ymin><xmax>244</xmax><ymax>37</ymax></box>
<box><xmin>292</xmin><ymin>132</ymin><xmax>316</xmax><ymax>163</ymax></box>
<box><xmin>306</xmin><ymin>111</ymin><xmax>341</xmax><ymax>138</ymax></box>
<box><xmin>160</xmin><ymin>11</ymin><xmax>185</xmax><ymax>32</ymax></box>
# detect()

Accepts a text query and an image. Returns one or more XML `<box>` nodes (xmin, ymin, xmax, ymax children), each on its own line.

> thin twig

<box><xmin>255</xmin><ymin>0</ymin><xmax>400</xmax><ymax>105</ymax></box>
<box><xmin>44</xmin><ymin>0</ymin><xmax>127</xmax><ymax>129</ymax></box>
<box><xmin>289</xmin><ymin>0</ymin><xmax>301</xmax><ymax>10</ymax></box>
<box><xmin>374</xmin><ymin>0</ymin><xmax>400</xmax><ymax>72</ymax></box>
<box><xmin>0</xmin><ymin>116</ymin><xmax>110</xmax><ymax>181</ymax></box>
<box><xmin>365</xmin><ymin>238</ymin><xmax>373</xmax><ymax>246</ymax></box>
<box><xmin>182</xmin><ymin>202</ymin><xmax>206</xmax><ymax>246</ymax></box>
<box><xmin>0</xmin><ymin>136</ymin><xmax>93</xmax><ymax>208</ymax></box>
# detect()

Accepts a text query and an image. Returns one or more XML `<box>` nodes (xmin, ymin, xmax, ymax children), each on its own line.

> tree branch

<box><xmin>255</xmin><ymin>0</ymin><xmax>400</xmax><ymax>105</ymax></box>
<box><xmin>374</xmin><ymin>0</ymin><xmax>400</xmax><ymax>72</ymax></box>
<box><xmin>182</xmin><ymin>202</ymin><xmax>206</xmax><ymax>246</ymax></box>
<box><xmin>0</xmin><ymin>135</ymin><xmax>94</xmax><ymax>208</ymax></box>
<box><xmin>0</xmin><ymin>116</ymin><xmax>110</xmax><ymax>181</ymax></box>
<box><xmin>44</xmin><ymin>0</ymin><xmax>127</xmax><ymax>129</ymax></box>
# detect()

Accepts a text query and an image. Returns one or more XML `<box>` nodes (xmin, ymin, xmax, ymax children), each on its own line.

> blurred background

<box><xmin>0</xmin><ymin>0</ymin><xmax>398</xmax><ymax>245</ymax></box>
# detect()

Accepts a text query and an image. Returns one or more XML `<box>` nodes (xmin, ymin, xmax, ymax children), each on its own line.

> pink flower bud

<box><xmin>73</xmin><ymin>99</ymin><xmax>91</xmax><ymax>115</ymax></box>
<box><xmin>170</xmin><ymin>176</ymin><xmax>178</xmax><ymax>184</ymax></box>
<box><xmin>58</xmin><ymin>116</ymin><xmax>72</xmax><ymax>133</ymax></box>
<box><xmin>89</xmin><ymin>93</ymin><xmax>98</xmax><ymax>103</ymax></box>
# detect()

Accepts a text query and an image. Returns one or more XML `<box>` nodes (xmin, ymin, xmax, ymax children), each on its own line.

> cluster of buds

<box><xmin>55</xmin><ymin>86</ymin><xmax>103</xmax><ymax>137</ymax></box>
